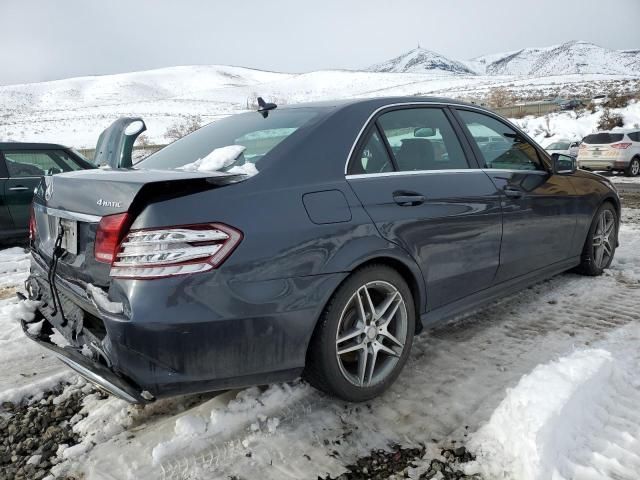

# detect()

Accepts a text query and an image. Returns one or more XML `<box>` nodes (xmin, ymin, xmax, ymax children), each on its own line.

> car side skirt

<box><xmin>421</xmin><ymin>256</ymin><xmax>581</xmax><ymax>328</ymax></box>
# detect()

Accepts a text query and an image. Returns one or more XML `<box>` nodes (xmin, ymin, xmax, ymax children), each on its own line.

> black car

<box><xmin>0</xmin><ymin>143</ymin><xmax>92</xmax><ymax>241</ymax></box>
<box><xmin>22</xmin><ymin>97</ymin><xmax>620</xmax><ymax>404</ymax></box>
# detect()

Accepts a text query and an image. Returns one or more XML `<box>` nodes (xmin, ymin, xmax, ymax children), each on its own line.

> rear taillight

<box><xmin>109</xmin><ymin>223</ymin><xmax>242</xmax><ymax>279</ymax></box>
<box><xmin>28</xmin><ymin>205</ymin><xmax>36</xmax><ymax>242</ymax></box>
<box><xmin>611</xmin><ymin>143</ymin><xmax>632</xmax><ymax>149</ymax></box>
<box><xmin>95</xmin><ymin>213</ymin><xmax>131</xmax><ymax>263</ymax></box>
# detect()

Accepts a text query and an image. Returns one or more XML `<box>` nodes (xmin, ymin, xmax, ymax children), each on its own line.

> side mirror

<box><xmin>551</xmin><ymin>153</ymin><xmax>576</xmax><ymax>175</ymax></box>
<box><xmin>414</xmin><ymin>127</ymin><xmax>436</xmax><ymax>137</ymax></box>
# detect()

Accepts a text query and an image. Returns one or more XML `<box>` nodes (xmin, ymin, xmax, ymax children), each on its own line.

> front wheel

<box><xmin>304</xmin><ymin>265</ymin><xmax>415</xmax><ymax>402</ymax></box>
<box><xmin>576</xmin><ymin>203</ymin><xmax>618</xmax><ymax>276</ymax></box>
<box><xmin>625</xmin><ymin>157</ymin><xmax>640</xmax><ymax>177</ymax></box>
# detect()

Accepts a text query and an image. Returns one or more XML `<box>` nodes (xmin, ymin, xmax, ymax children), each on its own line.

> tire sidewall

<box><xmin>627</xmin><ymin>157</ymin><xmax>640</xmax><ymax>177</ymax></box>
<box><xmin>582</xmin><ymin>203</ymin><xmax>618</xmax><ymax>274</ymax></box>
<box><xmin>314</xmin><ymin>265</ymin><xmax>415</xmax><ymax>402</ymax></box>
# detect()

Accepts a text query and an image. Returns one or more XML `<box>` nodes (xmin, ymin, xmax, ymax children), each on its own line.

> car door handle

<box><xmin>503</xmin><ymin>186</ymin><xmax>523</xmax><ymax>199</ymax></box>
<box><xmin>8</xmin><ymin>186</ymin><xmax>30</xmax><ymax>192</ymax></box>
<box><xmin>393</xmin><ymin>192</ymin><xmax>426</xmax><ymax>206</ymax></box>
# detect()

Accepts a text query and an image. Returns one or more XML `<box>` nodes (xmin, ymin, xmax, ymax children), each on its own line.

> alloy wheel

<box><xmin>335</xmin><ymin>281</ymin><xmax>408</xmax><ymax>387</ymax></box>
<box><xmin>631</xmin><ymin>159</ymin><xmax>640</xmax><ymax>176</ymax></box>
<box><xmin>592</xmin><ymin>209</ymin><xmax>616</xmax><ymax>269</ymax></box>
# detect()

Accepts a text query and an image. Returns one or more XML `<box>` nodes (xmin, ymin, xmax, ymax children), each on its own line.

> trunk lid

<box><xmin>32</xmin><ymin>168</ymin><xmax>243</xmax><ymax>287</ymax></box>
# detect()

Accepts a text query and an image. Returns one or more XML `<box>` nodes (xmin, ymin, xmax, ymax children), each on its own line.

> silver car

<box><xmin>577</xmin><ymin>129</ymin><xmax>640</xmax><ymax>176</ymax></box>
<box><xmin>545</xmin><ymin>139</ymin><xmax>580</xmax><ymax>158</ymax></box>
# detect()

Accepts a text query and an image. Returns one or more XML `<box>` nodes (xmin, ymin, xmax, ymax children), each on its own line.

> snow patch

<box><xmin>465</xmin><ymin>349</ymin><xmax>613</xmax><ymax>480</ymax></box>
<box><xmin>179</xmin><ymin>144</ymin><xmax>248</xmax><ymax>173</ymax></box>
<box><xmin>86</xmin><ymin>284</ymin><xmax>123</xmax><ymax>315</ymax></box>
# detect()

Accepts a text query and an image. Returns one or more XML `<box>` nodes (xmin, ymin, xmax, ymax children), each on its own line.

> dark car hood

<box><xmin>38</xmin><ymin>168</ymin><xmax>245</xmax><ymax>216</ymax></box>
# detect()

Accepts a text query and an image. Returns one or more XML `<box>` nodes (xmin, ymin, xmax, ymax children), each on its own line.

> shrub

<box><xmin>597</xmin><ymin>108</ymin><xmax>624</xmax><ymax>131</ymax></box>
<box><xmin>604</xmin><ymin>91</ymin><xmax>631</xmax><ymax>109</ymax></box>
<box><xmin>165</xmin><ymin>115</ymin><xmax>203</xmax><ymax>142</ymax></box>
<box><xmin>487</xmin><ymin>87</ymin><xmax>514</xmax><ymax>108</ymax></box>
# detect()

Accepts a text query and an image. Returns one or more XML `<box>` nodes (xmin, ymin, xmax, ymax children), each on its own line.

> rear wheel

<box><xmin>625</xmin><ymin>157</ymin><xmax>640</xmax><ymax>177</ymax></box>
<box><xmin>304</xmin><ymin>265</ymin><xmax>415</xmax><ymax>402</ymax></box>
<box><xmin>576</xmin><ymin>203</ymin><xmax>618</xmax><ymax>276</ymax></box>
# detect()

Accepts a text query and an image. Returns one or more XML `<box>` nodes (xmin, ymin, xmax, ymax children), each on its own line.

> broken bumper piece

<box><xmin>18</xmin><ymin>291</ymin><xmax>151</xmax><ymax>404</ymax></box>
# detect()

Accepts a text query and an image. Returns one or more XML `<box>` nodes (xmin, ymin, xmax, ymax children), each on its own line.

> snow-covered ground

<box><xmin>2</xmin><ymin>208</ymin><xmax>640</xmax><ymax>479</ymax></box>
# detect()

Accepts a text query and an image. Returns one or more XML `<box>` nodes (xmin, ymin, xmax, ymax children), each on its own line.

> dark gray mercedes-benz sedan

<box><xmin>23</xmin><ymin>97</ymin><xmax>620</xmax><ymax>403</ymax></box>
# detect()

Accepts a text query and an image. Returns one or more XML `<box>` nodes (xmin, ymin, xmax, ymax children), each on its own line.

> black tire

<box><xmin>576</xmin><ymin>202</ymin><xmax>618</xmax><ymax>276</ymax></box>
<box><xmin>304</xmin><ymin>264</ymin><xmax>415</xmax><ymax>402</ymax></box>
<box><xmin>625</xmin><ymin>157</ymin><xmax>640</xmax><ymax>177</ymax></box>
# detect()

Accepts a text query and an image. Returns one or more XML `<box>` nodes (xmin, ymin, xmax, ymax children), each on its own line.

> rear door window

<box><xmin>3</xmin><ymin>150</ymin><xmax>84</xmax><ymax>177</ymax></box>
<box><xmin>456</xmin><ymin>109</ymin><xmax>543</xmax><ymax>171</ymax></box>
<box><xmin>376</xmin><ymin>108</ymin><xmax>469</xmax><ymax>171</ymax></box>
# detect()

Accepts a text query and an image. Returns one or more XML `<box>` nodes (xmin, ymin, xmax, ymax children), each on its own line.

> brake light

<box><xmin>109</xmin><ymin>223</ymin><xmax>242</xmax><ymax>279</ymax></box>
<box><xmin>611</xmin><ymin>143</ymin><xmax>632</xmax><ymax>149</ymax></box>
<box><xmin>95</xmin><ymin>213</ymin><xmax>131</xmax><ymax>263</ymax></box>
<box><xmin>29</xmin><ymin>205</ymin><xmax>36</xmax><ymax>242</ymax></box>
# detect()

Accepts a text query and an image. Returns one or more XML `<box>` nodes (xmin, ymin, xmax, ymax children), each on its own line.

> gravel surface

<box><xmin>322</xmin><ymin>444</ymin><xmax>480</xmax><ymax>480</ymax></box>
<box><xmin>0</xmin><ymin>383</ymin><xmax>98</xmax><ymax>480</ymax></box>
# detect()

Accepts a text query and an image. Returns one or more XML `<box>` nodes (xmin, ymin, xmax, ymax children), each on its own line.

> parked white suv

<box><xmin>577</xmin><ymin>129</ymin><xmax>640</xmax><ymax>176</ymax></box>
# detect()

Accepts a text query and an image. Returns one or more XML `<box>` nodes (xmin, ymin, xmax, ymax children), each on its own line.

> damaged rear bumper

<box><xmin>23</xmin><ymin>251</ymin><xmax>347</xmax><ymax>403</ymax></box>
<box><xmin>19</xmin><ymin>302</ymin><xmax>148</xmax><ymax>403</ymax></box>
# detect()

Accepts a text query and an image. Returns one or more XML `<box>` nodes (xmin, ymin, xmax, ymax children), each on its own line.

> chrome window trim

<box><xmin>343</xmin><ymin>101</ymin><xmax>542</xmax><ymax>176</ymax></box>
<box><xmin>346</xmin><ymin>168</ymin><xmax>548</xmax><ymax>180</ymax></box>
<box><xmin>0</xmin><ymin>176</ymin><xmax>42</xmax><ymax>180</ymax></box>
<box><xmin>346</xmin><ymin>169</ymin><xmax>480</xmax><ymax>180</ymax></box>
<box><xmin>40</xmin><ymin>205</ymin><xmax>101</xmax><ymax>223</ymax></box>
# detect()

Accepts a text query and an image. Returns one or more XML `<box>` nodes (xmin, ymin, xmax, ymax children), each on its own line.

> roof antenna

<box><xmin>257</xmin><ymin>97</ymin><xmax>277</xmax><ymax>118</ymax></box>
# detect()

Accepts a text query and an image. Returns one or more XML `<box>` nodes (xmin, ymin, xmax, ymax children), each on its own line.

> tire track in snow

<box><xmin>155</xmin><ymin>263</ymin><xmax>640</xmax><ymax>480</ymax></box>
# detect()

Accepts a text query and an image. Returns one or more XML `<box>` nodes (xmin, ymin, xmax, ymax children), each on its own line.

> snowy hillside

<box><xmin>368</xmin><ymin>47</ymin><xmax>475</xmax><ymax>75</ymax></box>
<box><xmin>0</xmin><ymin>40</ymin><xmax>639</xmax><ymax>149</ymax></box>
<box><xmin>471</xmin><ymin>41</ymin><xmax>640</xmax><ymax>76</ymax></box>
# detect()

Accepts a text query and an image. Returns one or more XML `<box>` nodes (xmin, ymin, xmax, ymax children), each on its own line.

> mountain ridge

<box><xmin>372</xmin><ymin>41</ymin><xmax>640</xmax><ymax>77</ymax></box>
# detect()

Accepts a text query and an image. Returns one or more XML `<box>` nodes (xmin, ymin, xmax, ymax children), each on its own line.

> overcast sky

<box><xmin>1</xmin><ymin>0</ymin><xmax>639</xmax><ymax>85</ymax></box>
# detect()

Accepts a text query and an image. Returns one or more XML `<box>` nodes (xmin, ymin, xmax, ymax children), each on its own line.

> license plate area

<box><xmin>57</xmin><ymin>218</ymin><xmax>78</xmax><ymax>255</ymax></box>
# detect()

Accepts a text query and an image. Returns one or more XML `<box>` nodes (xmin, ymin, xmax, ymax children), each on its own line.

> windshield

<box><xmin>582</xmin><ymin>133</ymin><xmax>624</xmax><ymax>144</ymax></box>
<box><xmin>138</xmin><ymin>108</ymin><xmax>324</xmax><ymax>173</ymax></box>
<box><xmin>547</xmin><ymin>142</ymin><xmax>570</xmax><ymax>149</ymax></box>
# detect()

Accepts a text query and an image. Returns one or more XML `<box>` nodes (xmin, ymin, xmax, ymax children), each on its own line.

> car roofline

<box><xmin>0</xmin><ymin>142</ymin><xmax>70</xmax><ymax>150</ymax></box>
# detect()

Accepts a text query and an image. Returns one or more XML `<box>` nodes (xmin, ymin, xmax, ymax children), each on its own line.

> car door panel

<box><xmin>481</xmin><ymin>170</ymin><xmax>578</xmax><ymax>281</ymax></box>
<box><xmin>348</xmin><ymin>171</ymin><xmax>503</xmax><ymax>309</ymax></box>
<box><xmin>0</xmin><ymin>153</ymin><xmax>17</xmax><ymax>235</ymax></box>
<box><xmin>346</xmin><ymin>106</ymin><xmax>503</xmax><ymax>311</ymax></box>
<box><xmin>452</xmin><ymin>108</ymin><xmax>579</xmax><ymax>282</ymax></box>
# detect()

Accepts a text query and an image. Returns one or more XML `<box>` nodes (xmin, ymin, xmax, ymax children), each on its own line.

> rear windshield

<box><xmin>138</xmin><ymin>108</ymin><xmax>324</xmax><ymax>173</ymax></box>
<box><xmin>547</xmin><ymin>142</ymin><xmax>570</xmax><ymax>149</ymax></box>
<box><xmin>582</xmin><ymin>133</ymin><xmax>624</xmax><ymax>144</ymax></box>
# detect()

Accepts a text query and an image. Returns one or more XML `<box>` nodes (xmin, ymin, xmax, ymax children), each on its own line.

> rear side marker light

<box><xmin>29</xmin><ymin>205</ymin><xmax>36</xmax><ymax>242</ymax></box>
<box><xmin>95</xmin><ymin>213</ymin><xmax>131</xmax><ymax>263</ymax></box>
<box><xmin>109</xmin><ymin>223</ymin><xmax>242</xmax><ymax>279</ymax></box>
<box><xmin>611</xmin><ymin>143</ymin><xmax>632</xmax><ymax>149</ymax></box>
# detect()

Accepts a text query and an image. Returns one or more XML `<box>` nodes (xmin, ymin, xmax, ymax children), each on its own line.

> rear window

<box><xmin>547</xmin><ymin>142</ymin><xmax>570</xmax><ymax>149</ymax></box>
<box><xmin>138</xmin><ymin>108</ymin><xmax>324</xmax><ymax>173</ymax></box>
<box><xmin>582</xmin><ymin>133</ymin><xmax>624</xmax><ymax>144</ymax></box>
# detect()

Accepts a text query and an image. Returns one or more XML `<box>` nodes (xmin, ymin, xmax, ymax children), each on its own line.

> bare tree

<box><xmin>165</xmin><ymin>115</ymin><xmax>203</xmax><ymax>142</ymax></box>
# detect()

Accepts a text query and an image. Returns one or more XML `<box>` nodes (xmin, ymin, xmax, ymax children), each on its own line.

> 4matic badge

<box><xmin>97</xmin><ymin>199</ymin><xmax>122</xmax><ymax>208</ymax></box>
